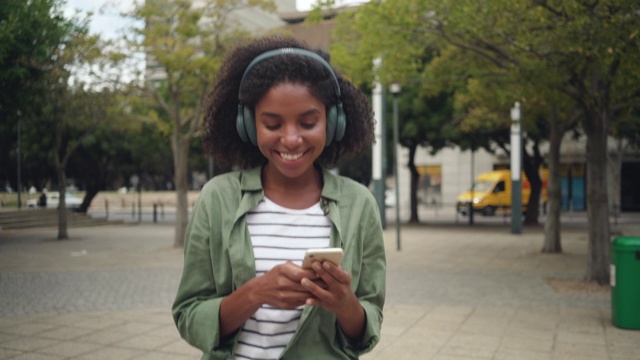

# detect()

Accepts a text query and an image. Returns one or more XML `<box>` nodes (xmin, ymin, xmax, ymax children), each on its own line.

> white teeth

<box><xmin>280</xmin><ymin>152</ymin><xmax>303</xmax><ymax>161</ymax></box>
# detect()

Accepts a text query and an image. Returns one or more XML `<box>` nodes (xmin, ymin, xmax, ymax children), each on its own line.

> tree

<box><xmin>388</xmin><ymin>84</ymin><xmax>455</xmax><ymax>223</ymax></box>
<box><xmin>0</xmin><ymin>0</ymin><xmax>74</xmax><ymax>192</ymax></box>
<box><xmin>538</xmin><ymin>100</ymin><xmax>580</xmax><ymax>253</ymax></box>
<box><xmin>548</xmin><ymin>2</ymin><xmax>640</xmax><ymax>283</ymax></box>
<box><xmin>438</xmin><ymin>60</ymin><xmax>550</xmax><ymax>225</ymax></box>
<box><xmin>44</xmin><ymin>28</ymin><xmax>130</xmax><ymax>239</ymax></box>
<box><xmin>330</xmin><ymin>3</ymin><xmax>547</xmax><ymax>225</ymax></box>
<box><xmin>126</xmin><ymin>0</ymin><xmax>275</xmax><ymax>247</ymax></box>
<box><xmin>66</xmin><ymin>90</ymin><xmax>153</xmax><ymax>212</ymax></box>
<box><xmin>331</xmin><ymin>5</ymin><xmax>457</xmax><ymax>224</ymax></box>
<box><xmin>1</xmin><ymin>0</ymin><xmax>130</xmax><ymax>238</ymax></box>
<box><xmin>332</xmin><ymin>0</ymin><xmax>640</xmax><ymax>284</ymax></box>
<box><xmin>425</xmin><ymin>41</ymin><xmax>579</xmax><ymax>249</ymax></box>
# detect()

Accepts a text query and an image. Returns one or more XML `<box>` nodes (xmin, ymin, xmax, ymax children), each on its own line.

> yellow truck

<box><xmin>455</xmin><ymin>169</ymin><xmax>548</xmax><ymax>216</ymax></box>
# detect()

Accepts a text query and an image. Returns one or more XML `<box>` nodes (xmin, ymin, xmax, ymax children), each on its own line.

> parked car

<box><xmin>26</xmin><ymin>192</ymin><xmax>83</xmax><ymax>210</ymax></box>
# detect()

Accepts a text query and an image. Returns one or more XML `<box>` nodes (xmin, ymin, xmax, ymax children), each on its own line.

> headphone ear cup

<box><xmin>325</xmin><ymin>105</ymin><xmax>338</xmax><ymax>147</ymax></box>
<box><xmin>334</xmin><ymin>102</ymin><xmax>346</xmax><ymax>142</ymax></box>
<box><xmin>236</xmin><ymin>105</ymin><xmax>249</xmax><ymax>143</ymax></box>
<box><xmin>243</xmin><ymin>105</ymin><xmax>257</xmax><ymax>146</ymax></box>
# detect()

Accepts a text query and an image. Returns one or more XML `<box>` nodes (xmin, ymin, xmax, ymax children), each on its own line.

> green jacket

<box><xmin>172</xmin><ymin>166</ymin><xmax>386</xmax><ymax>359</ymax></box>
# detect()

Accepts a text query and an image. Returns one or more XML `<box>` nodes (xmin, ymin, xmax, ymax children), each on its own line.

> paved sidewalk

<box><xmin>1</xmin><ymin>220</ymin><xmax>639</xmax><ymax>359</ymax></box>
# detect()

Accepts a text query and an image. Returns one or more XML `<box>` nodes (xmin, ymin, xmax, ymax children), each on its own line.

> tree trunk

<box><xmin>56</xmin><ymin>167</ymin><xmax>68</xmax><ymax>240</ymax></box>
<box><xmin>522</xmin><ymin>143</ymin><xmax>543</xmax><ymax>225</ymax></box>
<box><xmin>52</xmin><ymin>126</ymin><xmax>69</xmax><ymax>240</ymax></box>
<box><xmin>542</xmin><ymin>110</ymin><xmax>563</xmax><ymax>253</ymax></box>
<box><xmin>173</xmin><ymin>135</ymin><xmax>190</xmax><ymax>248</ymax></box>
<box><xmin>607</xmin><ymin>137</ymin><xmax>625</xmax><ymax>217</ymax></box>
<box><xmin>78</xmin><ymin>171</ymin><xmax>106</xmax><ymax>213</ymax></box>
<box><xmin>79</xmin><ymin>187</ymin><xmax>100</xmax><ymax>214</ymax></box>
<box><xmin>407</xmin><ymin>143</ymin><xmax>420</xmax><ymax>223</ymax></box>
<box><xmin>585</xmin><ymin>112</ymin><xmax>610</xmax><ymax>284</ymax></box>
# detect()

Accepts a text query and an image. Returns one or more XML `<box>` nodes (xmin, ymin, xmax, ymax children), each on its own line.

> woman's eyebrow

<box><xmin>259</xmin><ymin>109</ymin><xmax>321</xmax><ymax>118</ymax></box>
<box><xmin>299</xmin><ymin>109</ymin><xmax>320</xmax><ymax>117</ymax></box>
<box><xmin>258</xmin><ymin>111</ymin><xmax>282</xmax><ymax>118</ymax></box>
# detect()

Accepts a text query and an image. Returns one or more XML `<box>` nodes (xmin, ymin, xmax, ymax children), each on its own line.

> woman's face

<box><xmin>255</xmin><ymin>82</ymin><xmax>327</xmax><ymax>182</ymax></box>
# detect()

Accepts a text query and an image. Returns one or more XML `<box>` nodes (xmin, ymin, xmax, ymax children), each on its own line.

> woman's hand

<box><xmin>300</xmin><ymin>261</ymin><xmax>353</xmax><ymax>312</ymax></box>
<box><xmin>220</xmin><ymin>261</ymin><xmax>319</xmax><ymax>338</ymax></box>
<box><xmin>300</xmin><ymin>261</ymin><xmax>365</xmax><ymax>340</ymax></box>
<box><xmin>251</xmin><ymin>261</ymin><xmax>319</xmax><ymax>309</ymax></box>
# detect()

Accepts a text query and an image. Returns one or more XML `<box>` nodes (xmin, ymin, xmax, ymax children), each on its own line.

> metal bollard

<box><xmin>105</xmin><ymin>199</ymin><xmax>109</xmax><ymax>220</ymax></box>
<box><xmin>153</xmin><ymin>203</ymin><xmax>158</xmax><ymax>223</ymax></box>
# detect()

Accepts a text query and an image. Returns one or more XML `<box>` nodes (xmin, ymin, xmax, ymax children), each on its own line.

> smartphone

<box><xmin>301</xmin><ymin>248</ymin><xmax>343</xmax><ymax>269</ymax></box>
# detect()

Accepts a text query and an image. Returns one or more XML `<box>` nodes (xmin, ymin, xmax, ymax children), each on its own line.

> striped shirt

<box><xmin>233</xmin><ymin>197</ymin><xmax>331</xmax><ymax>360</ymax></box>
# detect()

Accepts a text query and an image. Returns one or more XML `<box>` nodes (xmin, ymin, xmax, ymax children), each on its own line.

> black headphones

<box><xmin>236</xmin><ymin>48</ymin><xmax>346</xmax><ymax>146</ymax></box>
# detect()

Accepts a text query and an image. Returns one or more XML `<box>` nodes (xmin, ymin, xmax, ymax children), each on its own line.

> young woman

<box><xmin>172</xmin><ymin>35</ymin><xmax>386</xmax><ymax>360</ymax></box>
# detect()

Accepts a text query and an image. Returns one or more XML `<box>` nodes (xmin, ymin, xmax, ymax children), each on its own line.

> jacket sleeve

<box><xmin>172</xmin><ymin>194</ymin><xmax>238</xmax><ymax>359</ymax></box>
<box><xmin>338</xmin><ymin>194</ymin><xmax>386</xmax><ymax>356</ymax></box>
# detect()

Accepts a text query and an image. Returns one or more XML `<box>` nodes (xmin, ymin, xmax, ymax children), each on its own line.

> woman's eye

<box><xmin>265</xmin><ymin>124</ymin><xmax>280</xmax><ymax>131</ymax></box>
<box><xmin>300</xmin><ymin>122</ymin><xmax>316</xmax><ymax>129</ymax></box>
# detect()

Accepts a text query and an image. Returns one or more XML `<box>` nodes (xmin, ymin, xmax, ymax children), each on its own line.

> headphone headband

<box><xmin>238</xmin><ymin>48</ymin><xmax>342</xmax><ymax>99</ymax></box>
<box><xmin>236</xmin><ymin>47</ymin><xmax>346</xmax><ymax>146</ymax></box>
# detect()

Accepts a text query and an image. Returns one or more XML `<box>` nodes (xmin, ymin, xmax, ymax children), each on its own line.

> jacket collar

<box><xmin>320</xmin><ymin>167</ymin><xmax>341</xmax><ymax>203</ymax></box>
<box><xmin>239</xmin><ymin>165</ymin><xmax>342</xmax><ymax>203</ymax></box>
<box><xmin>237</xmin><ymin>165</ymin><xmax>344</xmax><ymax>248</ymax></box>
<box><xmin>239</xmin><ymin>166</ymin><xmax>263</xmax><ymax>192</ymax></box>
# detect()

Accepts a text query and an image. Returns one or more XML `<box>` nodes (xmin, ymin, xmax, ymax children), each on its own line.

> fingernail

<box><xmin>312</xmin><ymin>263</ymin><xmax>322</xmax><ymax>272</ymax></box>
<box><xmin>323</xmin><ymin>262</ymin><xmax>331</xmax><ymax>270</ymax></box>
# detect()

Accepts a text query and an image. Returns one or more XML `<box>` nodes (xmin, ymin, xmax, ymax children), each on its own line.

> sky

<box><xmin>63</xmin><ymin>0</ymin><xmax>367</xmax><ymax>39</ymax></box>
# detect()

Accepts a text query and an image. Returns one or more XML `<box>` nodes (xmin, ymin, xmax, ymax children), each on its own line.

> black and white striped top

<box><xmin>233</xmin><ymin>197</ymin><xmax>331</xmax><ymax>360</ymax></box>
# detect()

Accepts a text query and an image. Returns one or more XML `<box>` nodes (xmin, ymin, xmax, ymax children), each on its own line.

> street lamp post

<box><xmin>390</xmin><ymin>83</ymin><xmax>401</xmax><ymax>251</ymax></box>
<box><xmin>16</xmin><ymin>112</ymin><xmax>22</xmax><ymax>209</ymax></box>
<box><xmin>510</xmin><ymin>102</ymin><xmax>522</xmax><ymax>234</ymax></box>
<box><xmin>371</xmin><ymin>58</ymin><xmax>386</xmax><ymax>228</ymax></box>
<box><xmin>469</xmin><ymin>149</ymin><xmax>475</xmax><ymax>225</ymax></box>
<box><xmin>130</xmin><ymin>175</ymin><xmax>142</xmax><ymax>223</ymax></box>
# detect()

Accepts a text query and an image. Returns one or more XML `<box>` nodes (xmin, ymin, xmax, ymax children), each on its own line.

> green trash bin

<box><xmin>611</xmin><ymin>236</ymin><xmax>640</xmax><ymax>329</ymax></box>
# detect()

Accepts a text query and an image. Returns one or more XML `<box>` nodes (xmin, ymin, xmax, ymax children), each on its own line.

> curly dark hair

<box><xmin>201</xmin><ymin>35</ymin><xmax>374</xmax><ymax>169</ymax></box>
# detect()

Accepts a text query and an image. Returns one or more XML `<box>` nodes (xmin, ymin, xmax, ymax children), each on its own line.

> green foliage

<box><xmin>0</xmin><ymin>0</ymin><xmax>72</xmax><ymax>188</ymax></box>
<box><xmin>331</xmin><ymin>0</ymin><xmax>434</xmax><ymax>87</ymax></box>
<box><xmin>330</xmin><ymin>0</ymin><xmax>639</xmax><ymax>279</ymax></box>
<box><xmin>386</xmin><ymin>83</ymin><xmax>455</xmax><ymax>153</ymax></box>
<box><xmin>0</xmin><ymin>0</ymin><xmax>72</xmax><ymax>118</ymax></box>
<box><xmin>0</xmin><ymin>0</ymin><xmax>117</xmax><ymax>190</ymax></box>
<box><xmin>129</xmin><ymin>0</ymin><xmax>275</xmax><ymax>142</ymax></box>
<box><xmin>331</xmin><ymin>1</ymin><xmax>466</xmax><ymax>161</ymax></box>
<box><xmin>331</xmin><ymin>0</ymin><xmax>639</xmax><ymax>143</ymax></box>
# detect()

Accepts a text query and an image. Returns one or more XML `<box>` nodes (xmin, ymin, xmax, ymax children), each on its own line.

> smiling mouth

<box><xmin>278</xmin><ymin>151</ymin><xmax>305</xmax><ymax>161</ymax></box>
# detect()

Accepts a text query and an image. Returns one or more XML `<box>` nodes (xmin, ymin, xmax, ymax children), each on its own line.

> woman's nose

<box><xmin>281</xmin><ymin>125</ymin><xmax>302</xmax><ymax>146</ymax></box>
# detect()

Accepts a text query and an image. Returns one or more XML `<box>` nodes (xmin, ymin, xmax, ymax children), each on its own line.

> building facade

<box><xmin>146</xmin><ymin>0</ymin><xmax>297</xmax><ymax>84</ymax></box>
<box><xmin>396</xmin><ymin>134</ymin><xmax>640</xmax><ymax>219</ymax></box>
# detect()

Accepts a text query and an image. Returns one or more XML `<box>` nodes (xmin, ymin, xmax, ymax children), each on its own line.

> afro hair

<box><xmin>201</xmin><ymin>35</ymin><xmax>374</xmax><ymax>169</ymax></box>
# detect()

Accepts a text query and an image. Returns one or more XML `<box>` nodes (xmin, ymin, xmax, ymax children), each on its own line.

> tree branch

<box><xmin>531</xmin><ymin>0</ymin><xmax>567</xmax><ymax>18</ymax></box>
<box><xmin>435</xmin><ymin>23</ymin><xmax>518</xmax><ymax>69</ymax></box>
<box><xmin>146</xmin><ymin>82</ymin><xmax>172</xmax><ymax>115</ymax></box>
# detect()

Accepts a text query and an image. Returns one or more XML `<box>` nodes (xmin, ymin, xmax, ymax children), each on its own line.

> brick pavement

<box><xmin>1</xmin><ymin>220</ymin><xmax>639</xmax><ymax>359</ymax></box>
